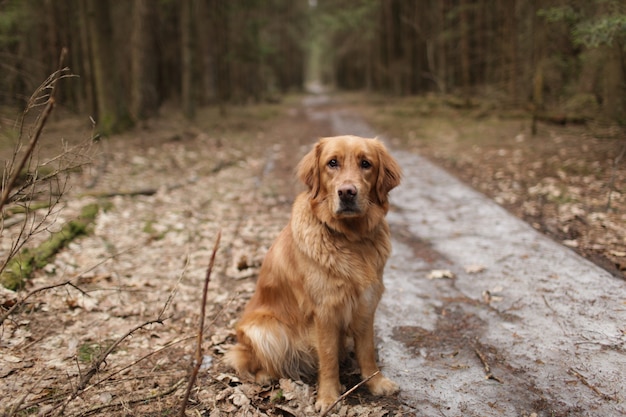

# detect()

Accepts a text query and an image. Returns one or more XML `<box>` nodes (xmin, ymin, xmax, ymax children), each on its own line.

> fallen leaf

<box><xmin>562</xmin><ymin>239</ymin><xmax>579</xmax><ymax>248</ymax></box>
<box><xmin>0</xmin><ymin>354</ymin><xmax>23</xmax><ymax>364</ymax></box>
<box><xmin>279</xmin><ymin>378</ymin><xmax>313</xmax><ymax>403</ymax></box>
<box><xmin>99</xmin><ymin>392</ymin><xmax>113</xmax><ymax>404</ymax></box>
<box><xmin>427</xmin><ymin>269</ymin><xmax>455</xmax><ymax>279</ymax></box>
<box><xmin>216</xmin><ymin>373</ymin><xmax>240</xmax><ymax>385</ymax></box>
<box><xmin>229</xmin><ymin>388</ymin><xmax>251</xmax><ymax>407</ymax></box>
<box><xmin>464</xmin><ymin>264</ymin><xmax>486</xmax><ymax>274</ymax></box>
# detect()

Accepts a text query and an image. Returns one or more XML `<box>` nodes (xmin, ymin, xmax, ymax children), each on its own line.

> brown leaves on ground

<box><xmin>3</xmin><ymin>93</ymin><xmax>622</xmax><ymax>416</ymax></box>
<box><xmin>0</xmin><ymin>104</ymin><xmax>407</xmax><ymax>416</ymax></box>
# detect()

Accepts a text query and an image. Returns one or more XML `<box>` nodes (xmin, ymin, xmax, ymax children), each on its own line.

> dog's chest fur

<box><xmin>290</xmin><ymin>193</ymin><xmax>390</xmax><ymax>321</ymax></box>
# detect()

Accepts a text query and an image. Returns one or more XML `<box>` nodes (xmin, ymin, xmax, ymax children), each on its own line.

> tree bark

<box><xmin>196</xmin><ymin>0</ymin><xmax>216</xmax><ymax>104</ymax></box>
<box><xmin>181</xmin><ymin>0</ymin><xmax>196</xmax><ymax>119</ymax></box>
<box><xmin>602</xmin><ymin>42</ymin><xmax>626</xmax><ymax>123</ymax></box>
<box><xmin>85</xmin><ymin>0</ymin><xmax>132</xmax><ymax>134</ymax></box>
<box><xmin>506</xmin><ymin>0</ymin><xmax>518</xmax><ymax>101</ymax></box>
<box><xmin>131</xmin><ymin>0</ymin><xmax>159</xmax><ymax>121</ymax></box>
<box><xmin>460</xmin><ymin>0</ymin><xmax>471</xmax><ymax>101</ymax></box>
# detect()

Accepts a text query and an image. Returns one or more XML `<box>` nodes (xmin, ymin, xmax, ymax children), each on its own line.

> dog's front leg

<box><xmin>352</xmin><ymin>307</ymin><xmax>399</xmax><ymax>396</ymax></box>
<box><xmin>314</xmin><ymin>315</ymin><xmax>342</xmax><ymax>412</ymax></box>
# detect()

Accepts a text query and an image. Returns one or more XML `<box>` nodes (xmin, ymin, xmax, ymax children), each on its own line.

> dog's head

<box><xmin>297</xmin><ymin>136</ymin><xmax>401</xmax><ymax>234</ymax></box>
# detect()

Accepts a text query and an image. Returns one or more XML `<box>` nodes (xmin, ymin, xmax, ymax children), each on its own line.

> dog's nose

<box><xmin>338</xmin><ymin>184</ymin><xmax>357</xmax><ymax>201</ymax></box>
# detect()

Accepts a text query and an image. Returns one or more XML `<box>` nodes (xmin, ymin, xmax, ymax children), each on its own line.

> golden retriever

<box><xmin>225</xmin><ymin>135</ymin><xmax>402</xmax><ymax>410</ymax></box>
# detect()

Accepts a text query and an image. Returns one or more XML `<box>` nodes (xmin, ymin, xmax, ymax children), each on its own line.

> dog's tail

<box><xmin>225</xmin><ymin>318</ymin><xmax>315</xmax><ymax>382</ymax></box>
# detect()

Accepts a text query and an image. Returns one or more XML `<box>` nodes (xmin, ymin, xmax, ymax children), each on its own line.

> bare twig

<box><xmin>52</xmin><ymin>318</ymin><xmax>166</xmax><ymax>416</ymax></box>
<box><xmin>0</xmin><ymin>97</ymin><xmax>55</xmax><ymax>211</ymax></box>
<box><xmin>473</xmin><ymin>345</ymin><xmax>502</xmax><ymax>383</ymax></box>
<box><xmin>0</xmin><ymin>48</ymin><xmax>69</xmax><ymax>211</ymax></box>
<box><xmin>0</xmin><ymin>280</ymin><xmax>85</xmax><ymax>326</ymax></box>
<box><xmin>74</xmin><ymin>291</ymin><xmax>239</xmax><ymax>400</ymax></box>
<box><xmin>5</xmin><ymin>373</ymin><xmax>47</xmax><ymax>417</ymax></box>
<box><xmin>71</xmin><ymin>378</ymin><xmax>186</xmax><ymax>417</ymax></box>
<box><xmin>81</xmin><ymin>178</ymin><xmax>195</xmax><ymax>199</ymax></box>
<box><xmin>178</xmin><ymin>230</ymin><xmax>221</xmax><ymax>417</ymax></box>
<box><xmin>159</xmin><ymin>252</ymin><xmax>190</xmax><ymax>319</ymax></box>
<box><xmin>319</xmin><ymin>371</ymin><xmax>381</xmax><ymax>417</ymax></box>
<box><xmin>0</xmin><ymin>246</ymin><xmax>132</xmax><ymax>326</ymax></box>
<box><xmin>568</xmin><ymin>368</ymin><xmax>618</xmax><ymax>401</ymax></box>
<box><xmin>7</xmin><ymin>156</ymin><xmax>90</xmax><ymax>203</ymax></box>
<box><xmin>1</xmin><ymin>49</ymin><xmax>91</xmax><ymax>285</ymax></box>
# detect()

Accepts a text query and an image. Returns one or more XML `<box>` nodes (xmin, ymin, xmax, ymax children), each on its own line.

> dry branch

<box><xmin>0</xmin><ymin>246</ymin><xmax>132</xmax><ymax>328</ymax></box>
<box><xmin>1</xmin><ymin>49</ymin><xmax>93</xmax><ymax>293</ymax></box>
<box><xmin>0</xmin><ymin>48</ymin><xmax>70</xmax><ymax>211</ymax></box>
<box><xmin>568</xmin><ymin>368</ymin><xmax>618</xmax><ymax>401</ymax></box>
<box><xmin>0</xmin><ymin>280</ymin><xmax>87</xmax><ymax>326</ymax></box>
<box><xmin>0</xmin><ymin>98</ymin><xmax>55</xmax><ymax>211</ymax></box>
<box><xmin>473</xmin><ymin>345</ymin><xmax>502</xmax><ymax>383</ymax></box>
<box><xmin>49</xmin><ymin>317</ymin><xmax>166</xmax><ymax>416</ymax></box>
<box><xmin>71</xmin><ymin>378</ymin><xmax>186</xmax><ymax>417</ymax></box>
<box><xmin>319</xmin><ymin>371</ymin><xmax>381</xmax><ymax>417</ymax></box>
<box><xmin>81</xmin><ymin>177</ymin><xmax>196</xmax><ymax>199</ymax></box>
<box><xmin>0</xmin><ymin>203</ymin><xmax>100</xmax><ymax>290</ymax></box>
<box><xmin>82</xmin><ymin>188</ymin><xmax>160</xmax><ymax>198</ymax></box>
<box><xmin>78</xmin><ymin>289</ymin><xmax>239</xmax><ymax>401</ymax></box>
<box><xmin>5</xmin><ymin>373</ymin><xmax>47</xmax><ymax>417</ymax></box>
<box><xmin>178</xmin><ymin>230</ymin><xmax>222</xmax><ymax>416</ymax></box>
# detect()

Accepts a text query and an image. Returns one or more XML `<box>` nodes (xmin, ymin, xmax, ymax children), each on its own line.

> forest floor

<box><xmin>0</xmin><ymin>93</ymin><xmax>624</xmax><ymax>416</ymax></box>
<box><xmin>350</xmin><ymin>93</ymin><xmax>626</xmax><ymax>279</ymax></box>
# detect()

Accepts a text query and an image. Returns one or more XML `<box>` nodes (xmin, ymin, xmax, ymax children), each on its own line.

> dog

<box><xmin>225</xmin><ymin>135</ymin><xmax>401</xmax><ymax>410</ymax></box>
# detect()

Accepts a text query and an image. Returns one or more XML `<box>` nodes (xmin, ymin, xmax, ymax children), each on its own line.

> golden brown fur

<box><xmin>225</xmin><ymin>135</ymin><xmax>402</xmax><ymax>410</ymax></box>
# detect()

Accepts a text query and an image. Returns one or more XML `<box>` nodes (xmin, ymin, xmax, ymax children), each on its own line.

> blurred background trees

<box><xmin>0</xmin><ymin>0</ymin><xmax>624</xmax><ymax>134</ymax></box>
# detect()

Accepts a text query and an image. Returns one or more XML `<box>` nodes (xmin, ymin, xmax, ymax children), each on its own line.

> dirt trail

<box><xmin>306</xmin><ymin>96</ymin><xmax>626</xmax><ymax>416</ymax></box>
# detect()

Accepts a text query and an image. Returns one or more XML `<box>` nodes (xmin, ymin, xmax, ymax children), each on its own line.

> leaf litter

<box><xmin>0</xmin><ymin>107</ymin><xmax>408</xmax><ymax>416</ymax></box>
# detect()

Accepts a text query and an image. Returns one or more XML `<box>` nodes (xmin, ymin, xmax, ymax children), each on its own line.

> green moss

<box><xmin>270</xmin><ymin>389</ymin><xmax>284</xmax><ymax>403</ymax></box>
<box><xmin>5</xmin><ymin>201</ymin><xmax>52</xmax><ymax>216</ymax></box>
<box><xmin>78</xmin><ymin>339</ymin><xmax>117</xmax><ymax>362</ymax></box>
<box><xmin>1</xmin><ymin>203</ymin><xmax>100</xmax><ymax>290</ymax></box>
<box><xmin>77</xmin><ymin>342</ymin><xmax>101</xmax><ymax>363</ymax></box>
<box><xmin>142</xmin><ymin>219</ymin><xmax>166</xmax><ymax>240</ymax></box>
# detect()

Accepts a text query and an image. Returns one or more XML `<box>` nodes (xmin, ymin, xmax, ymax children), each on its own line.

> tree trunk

<box><xmin>131</xmin><ymin>0</ymin><xmax>159</xmax><ymax>121</ymax></box>
<box><xmin>436</xmin><ymin>0</ymin><xmax>447</xmax><ymax>93</ymax></box>
<box><xmin>197</xmin><ymin>0</ymin><xmax>216</xmax><ymax>104</ymax></box>
<box><xmin>85</xmin><ymin>0</ymin><xmax>132</xmax><ymax>134</ymax></box>
<box><xmin>531</xmin><ymin>0</ymin><xmax>545</xmax><ymax>135</ymax></box>
<box><xmin>78</xmin><ymin>0</ymin><xmax>95</xmax><ymax>116</ymax></box>
<box><xmin>181</xmin><ymin>0</ymin><xmax>196</xmax><ymax>120</ymax></box>
<box><xmin>506</xmin><ymin>0</ymin><xmax>518</xmax><ymax>101</ymax></box>
<box><xmin>603</xmin><ymin>42</ymin><xmax>626</xmax><ymax>123</ymax></box>
<box><xmin>460</xmin><ymin>0</ymin><xmax>471</xmax><ymax>101</ymax></box>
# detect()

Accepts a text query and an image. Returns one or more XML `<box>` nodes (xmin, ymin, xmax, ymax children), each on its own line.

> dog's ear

<box><xmin>375</xmin><ymin>140</ymin><xmax>402</xmax><ymax>204</ymax></box>
<box><xmin>297</xmin><ymin>140</ymin><xmax>322</xmax><ymax>197</ymax></box>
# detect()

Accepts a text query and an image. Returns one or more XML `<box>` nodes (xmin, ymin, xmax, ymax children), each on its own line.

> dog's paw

<box><xmin>315</xmin><ymin>395</ymin><xmax>337</xmax><ymax>413</ymax></box>
<box><xmin>367</xmin><ymin>375</ymin><xmax>399</xmax><ymax>396</ymax></box>
<box><xmin>254</xmin><ymin>370</ymin><xmax>273</xmax><ymax>386</ymax></box>
<box><xmin>315</xmin><ymin>386</ymin><xmax>342</xmax><ymax>413</ymax></box>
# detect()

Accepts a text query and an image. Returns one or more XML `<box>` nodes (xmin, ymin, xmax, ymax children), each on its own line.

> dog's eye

<box><xmin>328</xmin><ymin>159</ymin><xmax>338</xmax><ymax>168</ymax></box>
<box><xmin>361</xmin><ymin>160</ymin><xmax>372</xmax><ymax>169</ymax></box>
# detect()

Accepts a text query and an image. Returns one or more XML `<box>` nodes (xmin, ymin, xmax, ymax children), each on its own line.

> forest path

<box><xmin>303</xmin><ymin>95</ymin><xmax>626</xmax><ymax>416</ymax></box>
<box><xmin>2</xmin><ymin>95</ymin><xmax>624</xmax><ymax>416</ymax></box>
